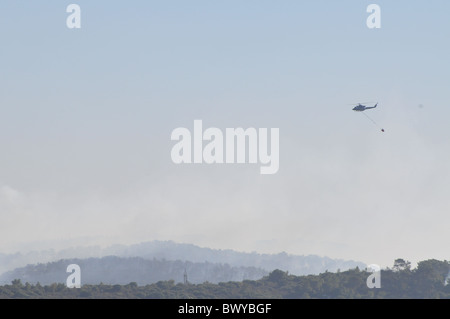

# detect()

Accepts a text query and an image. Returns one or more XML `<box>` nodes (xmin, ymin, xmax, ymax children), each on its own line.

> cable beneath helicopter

<box><xmin>361</xmin><ymin>111</ymin><xmax>385</xmax><ymax>132</ymax></box>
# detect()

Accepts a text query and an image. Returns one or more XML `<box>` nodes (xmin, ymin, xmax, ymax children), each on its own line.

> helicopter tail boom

<box><xmin>365</xmin><ymin>103</ymin><xmax>378</xmax><ymax>110</ymax></box>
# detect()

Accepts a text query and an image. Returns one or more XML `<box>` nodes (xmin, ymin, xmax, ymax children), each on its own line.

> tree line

<box><xmin>0</xmin><ymin>259</ymin><xmax>449</xmax><ymax>299</ymax></box>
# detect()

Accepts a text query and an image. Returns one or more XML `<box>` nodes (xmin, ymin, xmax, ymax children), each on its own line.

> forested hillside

<box><xmin>0</xmin><ymin>256</ymin><xmax>267</xmax><ymax>285</ymax></box>
<box><xmin>1</xmin><ymin>259</ymin><xmax>449</xmax><ymax>299</ymax></box>
<box><xmin>0</xmin><ymin>241</ymin><xmax>364</xmax><ymax>276</ymax></box>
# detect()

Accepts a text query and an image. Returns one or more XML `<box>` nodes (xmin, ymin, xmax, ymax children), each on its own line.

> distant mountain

<box><xmin>0</xmin><ymin>256</ymin><xmax>267</xmax><ymax>285</ymax></box>
<box><xmin>0</xmin><ymin>241</ymin><xmax>365</xmax><ymax>278</ymax></box>
<box><xmin>111</xmin><ymin>241</ymin><xmax>365</xmax><ymax>275</ymax></box>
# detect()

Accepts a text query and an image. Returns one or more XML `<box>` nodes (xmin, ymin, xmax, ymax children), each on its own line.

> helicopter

<box><xmin>352</xmin><ymin>102</ymin><xmax>378</xmax><ymax>112</ymax></box>
<box><xmin>350</xmin><ymin>102</ymin><xmax>384</xmax><ymax>132</ymax></box>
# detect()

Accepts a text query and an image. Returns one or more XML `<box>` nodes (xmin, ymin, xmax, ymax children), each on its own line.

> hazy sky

<box><xmin>1</xmin><ymin>1</ymin><xmax>450</xmax><ymax>267</ymax></box>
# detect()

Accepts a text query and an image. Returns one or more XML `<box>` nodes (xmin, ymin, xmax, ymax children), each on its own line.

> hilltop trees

<box><xmin>0</xmin><ymin>259</ymin><xmax>449</xmax><ymax>299</ymax></box>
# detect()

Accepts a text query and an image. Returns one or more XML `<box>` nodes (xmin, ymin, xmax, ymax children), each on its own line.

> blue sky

<box><xmin>0</xmin><ymin>1</ymin><xmax>450</xmax><ymax>266</ymax></box>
